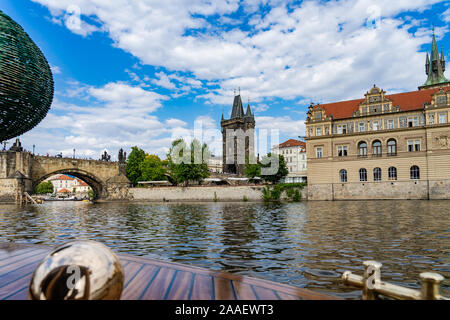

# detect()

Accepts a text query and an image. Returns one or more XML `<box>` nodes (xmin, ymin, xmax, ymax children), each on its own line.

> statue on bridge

<box><xmin>9</xmin><ymin>138</ymin><xmax>23</xmax><ymax>152</ymax></box>
<box><xmin>101</xmin><ymin>151</ymin><xmax>111</xmax><ymax>162</ymax></box>
<box><xmin>118</xmin><ymin>148</ymin><xmax>127</xmax><ymax>164</ymax></box>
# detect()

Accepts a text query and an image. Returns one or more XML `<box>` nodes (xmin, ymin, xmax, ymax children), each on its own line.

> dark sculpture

<box><xmin>118</xmin><ymin>148</ymin><xmax>127</xmax><ymax>163</ymax></box>
<box><xmin>101</xmin><ymin>151</ymin><xmax>111</xmax><ymax>162</ymax></box>
<box><xmin>0</xmin><ymin>11</ymin><xmax>54</xmax><ymax>142</ymax></box>
<box><xmin>9</xmin><ymin>138</ymin><xmax>23</xmax><ymax>152</ymax></box>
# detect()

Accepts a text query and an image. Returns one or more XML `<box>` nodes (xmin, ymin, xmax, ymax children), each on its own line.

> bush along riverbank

<box><xmin>261</xmin><ymin>183</ymin><xmax>306</xmax><ymax>202</ymax></box>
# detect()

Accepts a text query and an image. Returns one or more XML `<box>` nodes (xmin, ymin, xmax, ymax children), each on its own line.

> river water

<box><xmin>0</xmin><ymin>200</ymin><xmax>448</xmax><ymax>299</ymax></box>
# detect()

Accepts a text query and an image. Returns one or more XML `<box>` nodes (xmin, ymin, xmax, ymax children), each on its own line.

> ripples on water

<box><xmin>0</xmin><ymin>200</ymin><xmax>449</xmax><ymax>299</ymax></box>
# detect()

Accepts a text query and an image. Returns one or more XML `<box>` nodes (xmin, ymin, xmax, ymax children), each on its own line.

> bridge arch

<box><xmin>33</xmin><ymin>169</ymin><xmax>104</xmax><ymax>199</ymax></box>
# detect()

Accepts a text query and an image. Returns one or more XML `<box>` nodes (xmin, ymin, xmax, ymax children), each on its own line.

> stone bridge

<box><xmin>0</xmin><ymin>151</ymin><xmax>130</xmax><ymax>201</ymax></box>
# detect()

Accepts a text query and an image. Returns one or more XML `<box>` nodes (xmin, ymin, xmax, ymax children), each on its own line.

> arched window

<box><xmin>410</xmin><ymin>166</ymin><xmax>420</xmax><ymax>180</ymax></box>
<box><xmin>388</xmin><ymin>167</ymin><xmax>397</xmax><ymax>180</ymax></box>
<box><xmin>387</xmin><ymin>139</ymin><xmax>397</xmax><ymax>156</ymax></box>
<box><xmin>359</xmin><ymin>142</ymin><xmax>367</xmax><ymax>157</ymax></box>
<box><xmin>340</xmin><ymin>169</ymin><xmax>347</xmax><ymax>183</ymax></box>
<box><xmin>359</xmin><ymin>168</ymin><xmax>367</xmax><ymax>182</ymax></box>
<box><xmin>373</xmin><ymin>167</ymin><xmax>382</xmax><ymax>181</ymax></box>
<box><xmin>373</xmin><ymin>140</ymin><xmax>382</xmax><ymax>156</ymax></box>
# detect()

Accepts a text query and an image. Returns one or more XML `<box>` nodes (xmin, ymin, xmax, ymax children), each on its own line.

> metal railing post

<box><xmin>420</xmin><ymin>272</ymin><xmax>444</xmax><ymax>300</ymax></box>
<box><xmin>362</xmin><ymin>261</ymin><xmax>382</xmax><ymax>300</ymax></box>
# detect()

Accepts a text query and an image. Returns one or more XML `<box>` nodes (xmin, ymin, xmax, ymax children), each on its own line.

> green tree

<box><xmin>35</xmin><ymin>181</ymin><xmax>54</xmax><ymax>194</ymax></box>
<box><xmin>245</xmin><ymin>163</ymin><xmax>261</xmax><ymax>178</ymax></box>
<box><xmin>244</xmin><ymin>154</ymin><xmax>261</xmax><ymax>178</ymax></box>
<box><xmin>139</xmin><ymin>154</ymin><xmax>167</xmax><ymax>181</ymax></box>
<box><xmin>260</xmin><ymin>153</ymin><xmax>289</xmax><ymax>184</ymax></box>
<box><xmin>167</xmin><ymin>138</ymin><xmax>211</xmax><ymax>185</ymax></box>
<box><xmin>126</xmin><ymin>146</ymin><xmax>146</xmax><ymax>186</ymax></box>
<box><xmin>87</xmin><ymin>189</ymin><xmax>95</xmax><ymax>200</ymax></box>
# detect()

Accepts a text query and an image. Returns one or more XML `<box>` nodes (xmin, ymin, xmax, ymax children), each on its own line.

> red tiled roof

<box><xmin>315</xmin><ymin>86</ymin><xmax>450</xmax><ymax>120</ymax></box>
<box><xmin>76</xmin><ymin>179</ymin><xmax>89</xmax><ymax>187</ymax></box>
<box><xmin>279</xmin><ymin>139</ymin><xmax>306</xmax><ymax>149</ymax></box>
<box><xmin>58</xmin><ymin>188</ymin><xmax>71</xmax><ymax>193</ymax></box>
<box><xmin>51</xmin><ymin>174</ymin><xmax>74</xmax><ymax>181</ymax></box>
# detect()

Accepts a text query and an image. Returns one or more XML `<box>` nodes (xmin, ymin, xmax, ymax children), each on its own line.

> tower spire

<box><xmin>421</xmin><ymin>29</ymin><xmax>449</xmax><ymax>89</ymax></box>
<box><xmin>230</xmin><ymin>93</ymin><xmax>244</xmax><ymax>119</ymax></box>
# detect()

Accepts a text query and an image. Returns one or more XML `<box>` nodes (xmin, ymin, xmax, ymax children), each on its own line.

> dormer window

<box><xmin>315</xmin><ymin>112</ymin><xmax>322</xmax><ymax>120</ymax></box>
<box><xmin>437</xmin><ymin>95</ymin><xmax>447</xmax><ymax>106</ymax></box>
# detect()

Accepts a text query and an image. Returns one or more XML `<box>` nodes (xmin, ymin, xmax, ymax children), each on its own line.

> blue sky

<box><xmin>1</xmin><ymin>0</ymin><xmax>450</xmax><ymax>159</ymax></box>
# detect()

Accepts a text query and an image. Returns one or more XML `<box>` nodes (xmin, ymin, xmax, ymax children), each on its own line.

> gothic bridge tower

<box><xmin>221</xmin><ymin>91</ymin><xmax>255</xmax><ymax>176</ymax></box>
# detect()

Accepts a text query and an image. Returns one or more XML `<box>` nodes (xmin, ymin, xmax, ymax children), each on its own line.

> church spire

<box><xmin>230</xmin><ymin>90</ymin><xmax>245</xmax><ymax>119</ymax></box>
<box><xmin>245</xmin><ymin>104</ymin><xmax>253</xmax><ymax>117</ymax></box>
<box><xmin>421</xmin><ymin>29</ymin><xmax>449</xmax><ymax>89</ymax></box>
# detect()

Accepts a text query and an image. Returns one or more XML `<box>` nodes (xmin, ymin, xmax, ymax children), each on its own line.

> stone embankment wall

<box><xmin>307</xmin><ymin>181</ymin><xmax>450</xmax><ymax>200</ymax></box>
<box><xmin>130</xmin><ymin>186</ymin><xmax>308</xmax><ymax>202</ymax></box>
<box><xmin>130</xmin><ymin>186</ymin><xmax>266</xmax><ymax>202</ymax></box>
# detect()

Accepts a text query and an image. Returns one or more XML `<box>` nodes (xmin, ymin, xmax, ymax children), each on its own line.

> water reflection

<box><xmin>0</xmin><ymin>200</ymin><xmax>448</xmax><ymax>299</ymax></box>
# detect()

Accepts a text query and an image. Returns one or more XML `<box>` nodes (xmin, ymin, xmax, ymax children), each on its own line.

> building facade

<box><xmin>47</xmin><ymin>174</ymin><xmax>92</xmax><ymax>195</ymax></box>
<box><xmin>272</xmin><ymin>139</ymin><xmax>307</xmax><ymax>183</ymax></box>
<box><xmin>221</xmin><ymin>92</ymin><xmax>255</xmax><ymax>176</ymax></box>
<box><xmin>208</xmin><ymin>156</ymin><xmax>223</xmax><ymax>173</ymax></box>
<box><xmin>305</xmin><ymin>33</ymin><xmax>450</xmax><ymax>200</ymax></box>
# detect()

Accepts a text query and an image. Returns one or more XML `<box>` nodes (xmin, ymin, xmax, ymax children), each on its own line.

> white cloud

<box><xmin>152</xmin><ymin>72</ymin><xmax>177</xmax><ymax>90</ymax></box>
<box><xmin>256</xmin><ymin>116</ymin><xmax>305</xmax><ymax>137</ymax></box>
<box><xmin>88</xmin><ymin>82</ymin><xmax>167</xmax><ymax>111</ymax></box>
<box><xmin>51</xmin><ymin>65</ymin><xmax>62</xmax><ymax>74</ymax></box>
<box><xmin>20</xmin><ymin>81</ymin><xmax>180</xmax><ymax>158</ymax></box>
<box><xmin>33</xmin><ymin>0</ymin><xmax>446</xmax><ymax>105</ymax></box>
<box><xmin>442</xmin><ymin>8</ymin><xmax>450</xmax><ymax>22</ymax></box>
<box><xmin>252</xmin><ymin>103</ymin><xmax>269</xmax><ymax>113</ymax></box>
<box><xmin>166</xmin><ymin>118</ymin><xmax>188</xmax><ymax>127</ymax></box>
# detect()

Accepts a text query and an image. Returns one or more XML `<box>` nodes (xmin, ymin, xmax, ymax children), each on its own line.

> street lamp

<box><xmin>33</xmin><ymin>144</ymin><xmax>35</xmax><ymax>155</ymax></box>
<box><xmin>73</xmin><ymin>148</ymin><xmax>76</xmax><ymax>159</ymax></box>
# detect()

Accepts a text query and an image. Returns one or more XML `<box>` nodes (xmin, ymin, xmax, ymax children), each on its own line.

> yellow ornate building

<box><xmin>305</xmin><ymin>33</ymin><xmax>450</xmax><ymax>200</ymax></box>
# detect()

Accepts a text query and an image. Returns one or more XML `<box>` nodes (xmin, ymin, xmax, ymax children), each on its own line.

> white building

<box><xmin>46</xmin><ymin>174</ymin><xmax>92</xmax><ymax>195</ymax></box>
<box><xmin>272</xmin><ymin>139</ymin><xmax>307</xmax><ymax>183</ymax></box>
<box><xmin>208</xmin><ymin>156</ymin><xmax>223</xmax><ymax>173</ymax></box>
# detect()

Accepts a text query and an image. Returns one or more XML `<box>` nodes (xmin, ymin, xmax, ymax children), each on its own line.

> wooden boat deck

<box><xmin>0</xmin><ymin>243</ymin><xmax>339</xmax><ymax>300</ymax></box>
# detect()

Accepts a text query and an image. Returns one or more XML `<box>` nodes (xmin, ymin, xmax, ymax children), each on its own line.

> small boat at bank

<box><xmin>0</xmin><ymin>242</ymin><xmax>338</xmax><ymax>300</ymax></box>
